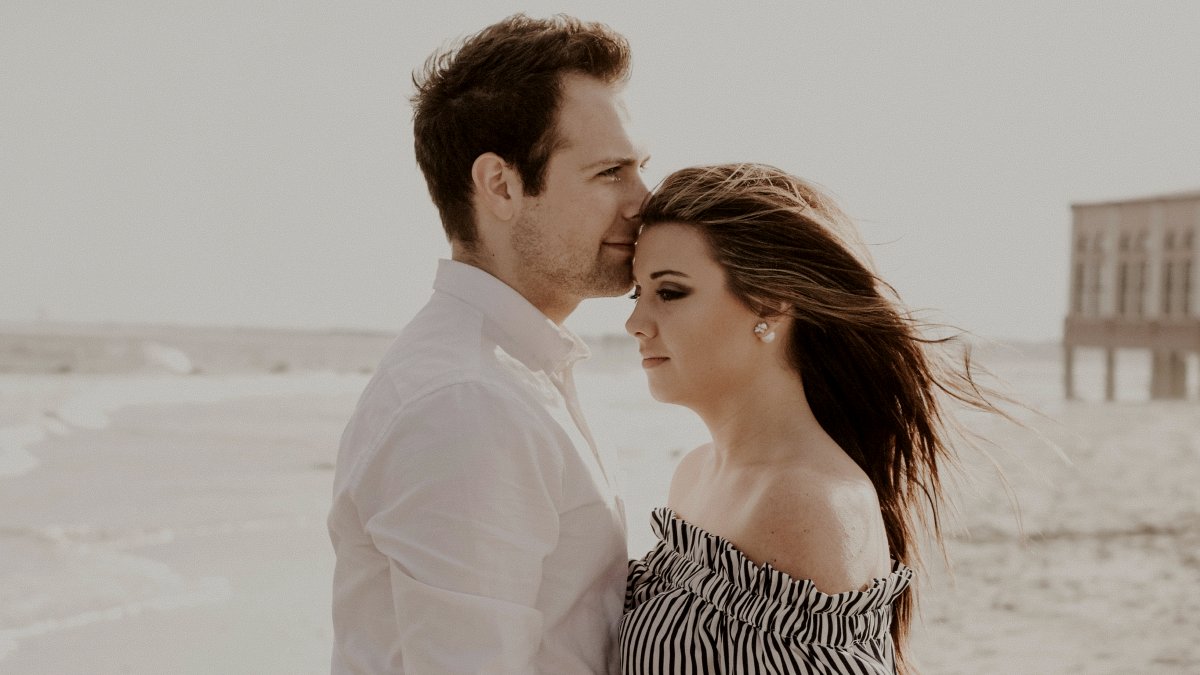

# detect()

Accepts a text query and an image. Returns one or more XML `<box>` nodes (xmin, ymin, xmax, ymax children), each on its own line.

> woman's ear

<box><xmin>470</xmin><ymin>152</ymin><xmax>522</xmax><ymax>222</ymax></box>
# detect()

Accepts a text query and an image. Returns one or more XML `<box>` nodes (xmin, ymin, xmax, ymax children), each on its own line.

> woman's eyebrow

<box><xmin>649</xmin><ymin>270</ymin><xmax>689</xmax><ymax>280</ymax></box>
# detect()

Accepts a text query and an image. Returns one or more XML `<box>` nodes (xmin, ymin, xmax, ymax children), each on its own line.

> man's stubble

<box><xmin>510</xmin><ymin>210</ymin><xmax>634</xmax><ymax>303</ymax></box>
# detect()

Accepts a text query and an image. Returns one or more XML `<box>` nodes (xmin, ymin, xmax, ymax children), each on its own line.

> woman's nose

<box><xmin>625</xmin><ymin>298</ymin><xmax>653</xmax><ymax>338</ymax></box>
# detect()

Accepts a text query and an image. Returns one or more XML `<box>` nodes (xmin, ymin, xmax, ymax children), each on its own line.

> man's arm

<box><xmin>351</xmin><ymin>381</ymin><xmax>565</xmax><ymax>673</ymax></box>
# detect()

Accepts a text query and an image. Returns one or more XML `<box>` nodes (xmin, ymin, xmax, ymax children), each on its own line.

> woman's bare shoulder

<box><xmin>738</xmin><ymin>463</ymin><xmax>889</xmax><ymax>594</ymax></box>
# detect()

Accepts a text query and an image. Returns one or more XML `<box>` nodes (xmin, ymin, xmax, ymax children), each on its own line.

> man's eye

<box><xmin>600</xmin><ymin>166</ymin><xmax>622</xmax><ymax>180</ymax></box>
<box><xmin>628</xmin><ymin>288</ymin><xmax>640</xmax><ymax>300</ymax></box>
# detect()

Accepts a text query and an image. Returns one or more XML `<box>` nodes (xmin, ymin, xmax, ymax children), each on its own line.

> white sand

<box><xmin>1</xmin><ymin>328</ymin><xmax>1197</xmax><ymax>673</ymax></box>
<box><xmin>0</xmin><ymin>372</ymin><xmax>365</xmax><ymax>674</ymax></box>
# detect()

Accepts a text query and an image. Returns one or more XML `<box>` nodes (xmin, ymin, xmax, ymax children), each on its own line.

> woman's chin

<box><xmin>646</xmin><ymin>383</ymin><xmax>681</xmax><ymax>406</ymax></box>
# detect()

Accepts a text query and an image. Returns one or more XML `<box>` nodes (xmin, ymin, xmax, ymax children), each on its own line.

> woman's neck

<box><xmin>694</xmin><ymin>365</ymin><xmax>832</xmax><ymax>469</ymax></box>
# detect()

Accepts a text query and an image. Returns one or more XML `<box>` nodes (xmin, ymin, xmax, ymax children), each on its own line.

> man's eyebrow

<box><xmin>584</xmin><ymin>155</ymin><xmax>650</xmax><ymax>171</ymax></box>
<box><xmin>649</xmin><ymin>270</ymin><xmax>688</xmax><ymax>280</ymax></box>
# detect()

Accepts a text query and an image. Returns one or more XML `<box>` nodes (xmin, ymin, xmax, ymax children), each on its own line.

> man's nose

<box><xmin>623</xmin><ymin>175</ymin><xmax>650</xmax><ymax>220</ymax></box>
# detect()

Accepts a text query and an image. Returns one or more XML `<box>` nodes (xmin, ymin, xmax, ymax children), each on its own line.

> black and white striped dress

<box><xmin>621</xmin><ymin>508</ymin><xmax>912</xmax><ymax>674</ymax></box>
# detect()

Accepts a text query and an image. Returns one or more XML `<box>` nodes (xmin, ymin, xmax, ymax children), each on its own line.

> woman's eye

<box><xmin>630</xmin><ymin>286</ymin><xmax>687</xmax><ymax>301</ymax></box>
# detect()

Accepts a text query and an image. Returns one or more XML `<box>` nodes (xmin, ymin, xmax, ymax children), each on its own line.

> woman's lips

<box><xmin>641</xmin><ymin>357</ymin><xmax>669</xmax><ymax>369</ymax></box>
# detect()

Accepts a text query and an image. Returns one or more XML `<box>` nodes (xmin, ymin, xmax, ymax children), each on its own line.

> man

<box><xmin>328</xmin><ymin>14</ymin><xmax>650</xmax><ymax>674</ymax></box>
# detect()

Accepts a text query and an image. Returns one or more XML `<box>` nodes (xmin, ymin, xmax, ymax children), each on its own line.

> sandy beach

<box><xmin>1</xmin><ymin>324</ymin><xmax>1197</xmax><ymax>674</ymax></box>
<box><xmin>0</xmin><ymin>374</ymin><xmax>362</xmax><ymax>674</ymax></box>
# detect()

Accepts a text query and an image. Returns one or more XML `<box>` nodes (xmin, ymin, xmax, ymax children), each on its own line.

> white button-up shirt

<box><xmin>329</xmin><ymin>259</ymin><xmax>627</xmax><ymax>674</ymax></box>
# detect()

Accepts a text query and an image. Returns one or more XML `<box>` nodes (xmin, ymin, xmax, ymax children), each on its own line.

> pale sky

<box><xmin>4</xmin><ymin>1</ymin><xmax>1198</xmax><ymax>340</ymax></box>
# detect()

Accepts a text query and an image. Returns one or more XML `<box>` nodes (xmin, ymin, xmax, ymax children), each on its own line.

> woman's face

<box><xmin>625</xmin><ymin>223</ymin><xmax>768</xmax><ymax>406</ymax></box>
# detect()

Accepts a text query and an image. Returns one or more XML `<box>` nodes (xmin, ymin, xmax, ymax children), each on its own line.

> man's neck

<box><xmin>449</xmin><ymin>247</ymin><xmax>578</xmax><ymax>325</ymax></box>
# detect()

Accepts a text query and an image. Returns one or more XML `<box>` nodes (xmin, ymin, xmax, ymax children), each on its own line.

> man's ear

<box><xmin>471</xmin><ymin>152</ymin><xmax>522</xmax><ymax>222</ymax></box>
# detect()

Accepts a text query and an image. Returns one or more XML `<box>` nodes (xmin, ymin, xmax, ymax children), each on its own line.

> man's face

<box><xmin>511</xmin><ymin>74</ymin><xmax>650</xmax><ymax>305</ymax></box>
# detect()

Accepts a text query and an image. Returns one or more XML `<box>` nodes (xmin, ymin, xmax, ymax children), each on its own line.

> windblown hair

<box><xmin>641</xmin><ymin>163</ymin><xmax>1007</xmax><ymax>673</ymax></box>
<box><xmin>411</xmin><ymin>14</ymin><xmax>631</xmax><ymax>245</ymax></box>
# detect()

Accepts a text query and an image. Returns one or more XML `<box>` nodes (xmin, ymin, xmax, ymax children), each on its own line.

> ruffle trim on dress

<box><xmin>631</xmin><ymin>507</ymin><xmax>913</xmax><ymax>646</ymax></box>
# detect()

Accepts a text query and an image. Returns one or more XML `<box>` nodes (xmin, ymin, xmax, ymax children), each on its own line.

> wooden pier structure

<box><xmin>1063</xmin><ymin>190</ymin><xmax>1200</xmax><ymax>400</ymax></box>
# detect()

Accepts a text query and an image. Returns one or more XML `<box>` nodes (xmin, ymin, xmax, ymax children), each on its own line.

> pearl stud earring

<box><xmin>753</xmin><ymin>321</ymin><xmax>776</xmax><ymax>343</ymax></box>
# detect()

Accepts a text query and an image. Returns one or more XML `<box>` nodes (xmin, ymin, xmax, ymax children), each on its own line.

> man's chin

<box><xmin>585</xmin><ymin>279</ymin><xmax>635</xmax><ymax>299</ymax></box>
<box><xmin>571</xmin><ymin>265</ymin><xmax>633</xmax><ymax>299</ymax></box>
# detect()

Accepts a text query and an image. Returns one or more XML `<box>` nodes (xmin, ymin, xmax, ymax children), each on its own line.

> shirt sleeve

<box><xmin>351</xmin><ymin>380</ymin><xmax>565</xmax><ymax>674</ymax></box>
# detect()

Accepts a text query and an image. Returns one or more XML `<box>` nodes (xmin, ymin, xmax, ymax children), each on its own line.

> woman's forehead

<box><xmin>633</xmin><ymin>224</ymin><xmax>718</xmax><ymax>274</ymax></box>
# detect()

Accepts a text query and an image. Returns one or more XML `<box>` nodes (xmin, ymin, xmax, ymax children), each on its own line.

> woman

<box><xmin>622</xmin><ymin>164</ymin><xmax>1004</xmax><ymax>674</ymax></box>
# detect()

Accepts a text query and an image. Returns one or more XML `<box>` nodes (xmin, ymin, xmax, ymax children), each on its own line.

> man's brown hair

<box><xmin>412</xmin><ymin>14</ymin><xmax>631</xmax><ymax>245</ymax></box>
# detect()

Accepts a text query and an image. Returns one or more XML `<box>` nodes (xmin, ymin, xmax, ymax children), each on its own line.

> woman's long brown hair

<box><xmin>641</xmin><ymin>163</ymin><xmax>1010</xmax><ymax>673</ymax></box>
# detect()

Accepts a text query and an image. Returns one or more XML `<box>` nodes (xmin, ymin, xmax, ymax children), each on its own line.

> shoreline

<box><xmin>2</xmin><ymin>328</ymin><xmax>1197</xmax><ymax>673</ymax></box>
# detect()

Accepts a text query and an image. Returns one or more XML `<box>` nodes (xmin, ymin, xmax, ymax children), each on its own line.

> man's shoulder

<box><xmin>379</xmin><ymin>292</ymin><xmax>486</xmax><ymax>385</ymax></box>
<box><xmin>347</xmin><ymin>294</ymin><xmax>557</xmax><ymax>438</ymax></box>
<box><xmin>337</xmin><ymin>364</ymin><xmax>562</xmax><ymax>499</ymax></box>
<box><xmin>350</xmin><ymin>291</ymin><xmax>499</xmax><ymax>410</ymax></box>
<box><xmin>340</xmin><ymin>366</ymin><xmax>568</xmax><ymax>495</ymax></box>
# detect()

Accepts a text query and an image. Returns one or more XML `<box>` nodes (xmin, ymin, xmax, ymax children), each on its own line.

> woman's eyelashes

<box><xmin>629</xmin><ymin>285</ymin><xmax>690</xmax><ymax>301</ymax></box>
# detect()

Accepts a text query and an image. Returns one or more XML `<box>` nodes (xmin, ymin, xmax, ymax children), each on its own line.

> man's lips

<box><xmin>603</xmin><ymin>241</ymin><xmax>635</xmax><ymax>253</ymax></box>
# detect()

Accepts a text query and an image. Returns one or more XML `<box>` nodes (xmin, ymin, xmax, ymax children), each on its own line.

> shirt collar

<box><xmin>433</xmin><ymin>259</ymin><xmax>590</xmax><ymax>375</ymax></box>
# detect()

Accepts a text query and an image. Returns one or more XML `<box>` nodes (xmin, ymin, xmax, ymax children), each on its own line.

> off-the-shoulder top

<box><xmin>621</xmin><ymin>507</ymin><xmax>912</xmax><ymax>674</ymax></box>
